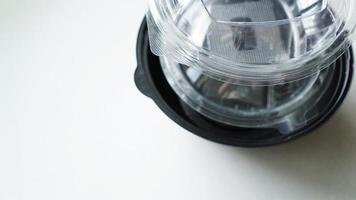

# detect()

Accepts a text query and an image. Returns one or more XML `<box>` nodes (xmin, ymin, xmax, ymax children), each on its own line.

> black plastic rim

<box><xmin>135</xmin><ymin>18</ymin><xmax>354</xmax><ymax>147</ymax></box>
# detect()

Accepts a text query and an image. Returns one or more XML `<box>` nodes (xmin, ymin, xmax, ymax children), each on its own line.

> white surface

<box><xmin>0</xmin><ymin>1</ymin><xmax>356</xmax><ymax>199</ymax></box>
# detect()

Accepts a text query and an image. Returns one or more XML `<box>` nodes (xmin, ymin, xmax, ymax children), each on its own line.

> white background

<box><xmin>0</xmin><ymin>0</ymin><xmax>356</xmax><ymax>199</ymax></box>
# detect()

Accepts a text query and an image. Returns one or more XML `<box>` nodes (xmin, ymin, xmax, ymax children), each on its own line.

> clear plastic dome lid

<box><xmin>147</xmin><ymin>0</ymin><xmax>356</xmax><ymax>85</ymax></box>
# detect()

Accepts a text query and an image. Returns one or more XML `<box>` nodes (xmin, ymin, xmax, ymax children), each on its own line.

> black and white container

<box><xmin>135</xmin><ymin>0</ymin><xmax>356</xmax><ymax>147</ymax></box>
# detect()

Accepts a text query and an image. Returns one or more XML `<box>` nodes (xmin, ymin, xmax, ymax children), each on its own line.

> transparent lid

<box><xmin>147</xmin><ymin>0</ymin><xmax>356</xmax><ymax>85</ymax></box>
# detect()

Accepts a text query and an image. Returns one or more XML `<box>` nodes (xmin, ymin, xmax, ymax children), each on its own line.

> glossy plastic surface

<box><xmin>160</xmin><ymin>51</ymin><xmax>352</xmax><ymax>134</ymax></box>
<box><xmin>147</xmin><ymin>0</ymin><xmax>356</xmax><ymax>84</ymax></box>
<box><xmin>135</xmin><ymin>19</ymin><xmax>354</xmax><ymax>145</ymax></box>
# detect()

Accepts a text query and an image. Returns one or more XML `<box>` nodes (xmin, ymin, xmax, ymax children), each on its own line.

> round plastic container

<box><xmin>147</xmin><ymin>0</ymin><xmax>356</xmax><ymax>85</ymax></box>
<box><xmin>135</xmin><ymin>0</ymin><xmax>356</xmax><ymax>146</ymax></box>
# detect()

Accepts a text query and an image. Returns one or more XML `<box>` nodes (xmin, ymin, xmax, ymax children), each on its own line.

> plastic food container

<box><xmin>135</xmin><ymin>0</ymin><xmax>356</xmax><ymax>147</ymax></box>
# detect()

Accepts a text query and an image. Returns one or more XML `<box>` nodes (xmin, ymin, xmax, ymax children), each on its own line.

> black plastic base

<box><xmin>135</xmin><ymin>19</ymin><xmax>354</xmax><ymax>147</ymax></box>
